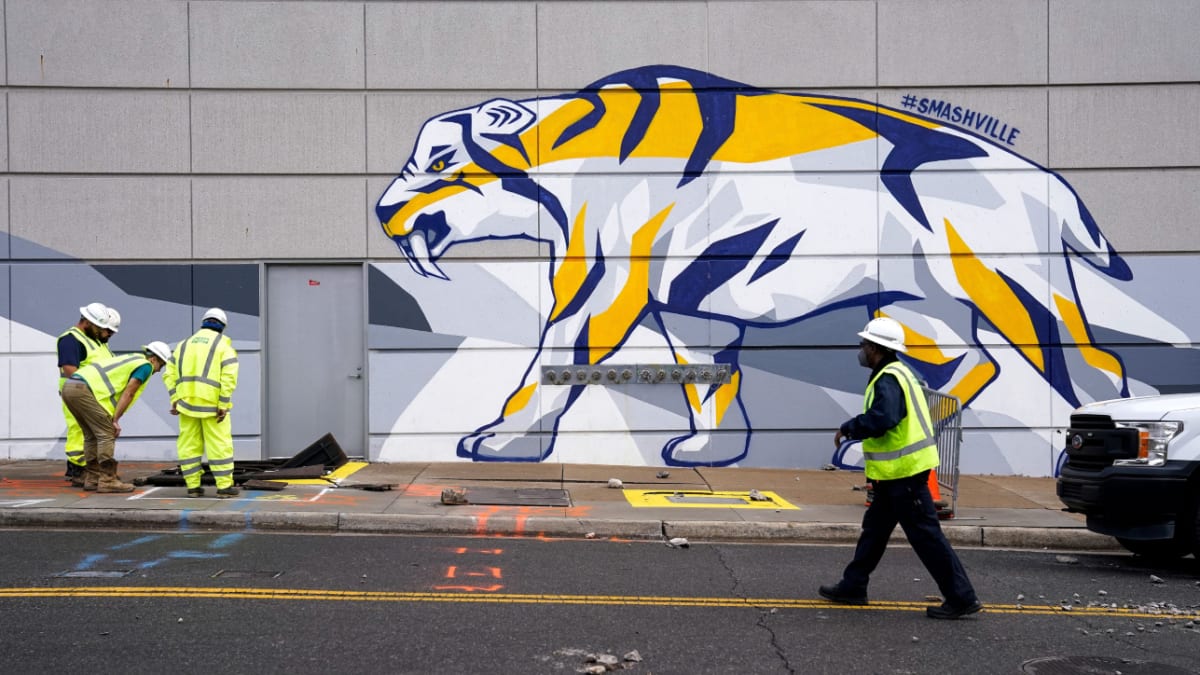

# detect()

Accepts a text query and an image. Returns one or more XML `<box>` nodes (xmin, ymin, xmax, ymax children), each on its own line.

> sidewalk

<box><xmin>0</xmin><ymin>460</ymin><xmax>1118</xmax><ymax>551</ymax></box>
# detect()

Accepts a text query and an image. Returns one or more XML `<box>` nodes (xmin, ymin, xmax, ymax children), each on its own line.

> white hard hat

<box><xmin>202</xmin><ymin>307</ymin><xmax>228</xmax><ymax>325</ymax></box>
<box><xmin>858</xmin><ymin>317</ymin><xmax>907</xmax><ymax>353</ymax></box>
<box><xmin>104</xmin><ymin>307</ymin><xmax>121</xmax><ymax>333</ymax></box>
<box><xmin>79</xmin><ymin>302</ymin><xmax>109</xmax><ymax>327</ymax></box>
<box><xmin>144</xmin><ymin>341</ymin><xmax>172</xmax><ymax>364</ymax></box>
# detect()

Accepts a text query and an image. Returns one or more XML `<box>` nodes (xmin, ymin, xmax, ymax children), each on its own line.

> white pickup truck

<box><xmin>1057</xmin><ymin>393</ymin><xmax>1200</xmax><ymax>559</ymax></box>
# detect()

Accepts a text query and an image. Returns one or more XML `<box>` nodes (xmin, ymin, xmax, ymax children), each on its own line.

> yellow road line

<box><xmin>0</xmin><ymin>587</ymin><xmax>1180</xmax><ymax>619</ymax></box>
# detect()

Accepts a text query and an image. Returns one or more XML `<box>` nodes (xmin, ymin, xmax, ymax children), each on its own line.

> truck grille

<box><xmin>1063</xmin><ymin>413</ymin><xmax>1138</xmax><ymax>472</ymax></box>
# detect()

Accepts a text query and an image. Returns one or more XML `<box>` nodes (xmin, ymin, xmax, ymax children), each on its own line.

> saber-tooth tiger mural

<box><xmin>374</xmin><ymin>65</ymin><xmax>1184</xmax><ymax>469</ymax></box>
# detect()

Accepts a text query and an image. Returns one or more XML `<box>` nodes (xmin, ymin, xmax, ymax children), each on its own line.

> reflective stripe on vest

<box><xmin>171</xmin><ymin>329</ymin><xmax>236</xmax><ymax>415</ymax></box>
<box><xmin>57</xmin><ymin>327</ymin><xmax>113</xmax><ymax>389</ymax></box>
<box><xmin>860</xmin><ymin>361</ymin><xmax>939</xmax><ymax>481</ymax></box>
<box><xmin>75</xmin><ymin>354</ymin><xmax>151</xmax><ymax>414</ymax></box>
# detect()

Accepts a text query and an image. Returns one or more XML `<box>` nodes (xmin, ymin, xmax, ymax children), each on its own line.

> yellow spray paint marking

<box><xmin>622</xmin><ymin>489</ymin><xmax>798</xmax><ymax>510</ymax></box>
<box><xmin>269</xmin><ymin>461</ymin><xmax>368</xmax><ymax>486</ymax></box>
<box><xmin>0</xmin><ymin>587</ymin><xmax>1177</xmax><ymax>619</ymax></box>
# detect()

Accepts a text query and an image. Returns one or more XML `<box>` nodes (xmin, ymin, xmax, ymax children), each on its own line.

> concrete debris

<box><xmin>911</xmin><ymin>636</ymin><xmax>919</xmax><ymax>643</ymax></box>
<box><xmin>748</xmin><ymin>489</ymin><xmax>769</xmax><ymax>501</ymax></box>
<box><xmin>1016</xmin><ymin>594</ymin><xmax>1025</xmax><ymax>601</ymax></box>
<box><xmin>591</xmin><ymin>654</ymin><xmax>620</xmax><ymax>667</ymax></box>
<box><xmin>851</xmin><ymin>484</ymin><xmax>864</xmax><ymax>491</ymax></box>
<box><xmin>1098</xmin><ymin>590</ymin><xmax>1108</xmax><ymax>596</ymax></box>
<box><xmin>623</xmin><ymin>650</ymin><xmax>643</xmax><ymax>662</ymax></box>
<box><xmin>440</xmin><ymin>488</ymin><xmax>467</xmax><ymax>505</ymax></box>
<box><xmin>656</xmin><ymin>471</ymin><xmax>670</xmax><ymax>479</ymax></box>
<box><xmin>1055</xmin><ymin>555</ymin><xmax>1079</xmax><ymax>564</ymax></box>
<box><xmin>585</xmin><ymin>532</ymin><xmax>597</xmax><ymax>539</ymax></box>
<box><xmin>1150</xmin><ymin>574</ymin><xmax>1166</xmax><ymax>584</ymax></box>
<box><xmin>821</xmin><ymin>464</ymin><xmax>837</xmax><ymax>471</ymax></box>
<box><xmin>607</xmin><ymin>478</ymin><xmax>623</xmax><ymax>489</ymax></box>
<box><xmin>667</xmin><ymin>537</ymin><xmax>690</xmax><ymax>548</ymax></box>
<box><xmin>580</xmin><ymin>666</ymin><xmax>607</xmax><ymax>674</ymax></box>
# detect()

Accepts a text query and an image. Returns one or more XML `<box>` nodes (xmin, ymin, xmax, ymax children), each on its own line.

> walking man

<box><xmin>819</xmin><ymin>317</ymin><xmax>983</xmax><ymax>620</ymax></box>
<box><xmin>57</xmin><ymin>302</ymin><xmax>116</xmax><ymax>484</ymax></box>
<box><xmin>163</xmin><ymin>308</ymin><xmax>240</xmax><ymax>498</ymax></box>
<box><xmin>60</xmin><ymin>342</ymin><xmax>172</xmax><ymax>493</ymax></box>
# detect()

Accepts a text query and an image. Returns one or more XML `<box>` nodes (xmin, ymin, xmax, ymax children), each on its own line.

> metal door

<box><xmin>265</xmin><ymin>265</ymin><xmax>365</xmax><ymax>458</ymax></box>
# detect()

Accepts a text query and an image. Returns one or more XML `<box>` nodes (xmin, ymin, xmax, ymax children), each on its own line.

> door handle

<box><xmin>348</xmin><ymin>366</ymin><xmax>363</xmax><ymax>379</ymax></box>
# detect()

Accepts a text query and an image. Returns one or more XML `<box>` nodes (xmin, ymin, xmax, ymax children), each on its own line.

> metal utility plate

<box><xmin>54</xmin><ymin>570</ymin><xmax>135</xmax><ymax>578</ymax></box>
<box><xmin>212</xmin><ymin>570</ymin><xmax>284</xmax><ymax>579</ymax></box>
<box><xmin>463</xmin><ymin>487</ymin><xmax>571</xmax><ymax>507</ymax></box>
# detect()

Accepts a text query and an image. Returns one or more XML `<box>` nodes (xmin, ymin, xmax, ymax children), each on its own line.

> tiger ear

<box><xmin>473</xmin><ymin>99</ymin><xmax>536</xmax><ymax>135</ymax></box>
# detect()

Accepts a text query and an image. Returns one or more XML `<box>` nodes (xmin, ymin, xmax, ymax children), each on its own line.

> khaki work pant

<box><xmin>60</xmin><ymin>380</ymin><xmax>116</xmax><ymax>468</ymax></box>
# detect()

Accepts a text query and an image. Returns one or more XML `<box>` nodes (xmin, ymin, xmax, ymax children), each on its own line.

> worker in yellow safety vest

<box><xmin>60</xmin><ymin>342</ymin><xmax>172</xmax><ymax>493</ymax></box>
<box><xmin>819</xmin><ymin>317</ymin><xmax>983</xmax><ymax>620</ymax></box>
<box><xmin>162</xmin><ymin>308</ymin><xmax>240</xmax><ymax>499</ymax></box>
<box><xmin>57</xmin><ymin>302</ymin><xmax>118</xmax><ymax>484</ymax></box>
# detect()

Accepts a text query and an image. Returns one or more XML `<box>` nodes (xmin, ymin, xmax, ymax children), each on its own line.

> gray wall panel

<box><xmin>0</xmin><ymin>98</ymin><xmax>7</xmax><ymax>173</ymax></box>
<box><xmin>1049</xmin><ymin>85</ymin><xmax>1200</xmax><ymax>169</ymax></box>
<box><xmin>709</xmin><ymin>0</ymin><xmax>876</xmax><ymax>88</ymax></box>
<box><xmin>366</xmin><ymin>2</ymin><xmax>536</xmax><ymax>89</ymax></box>
<box><xmin>8</xmin><ymin>91</ymin><xmax>189</xmax><ymax>173</ymax></box>
<box><xmin>0</xmin><ymin>358</ymin><xmax>8</xmax><ymax>438</ymax></box>
<box><xmin>0</xmin><ymin>180</ymin><xmax>8</xmax><ymax>259</ymax></box>
<box><xmin>1060</xmin><ymin>169</ymin><xmax>1200</xmax><ymax>253</ymax></box>
<box><xmin>1050</xmin><ymin>0</ymin><xmax>1200</xmax><ymax>84</ymax></box>
<box><xmin>190</xmin><ymin>0</ymin><xmax>364</xmax><ymax>89</ymax></box>
<box><xmin>7</xmin><ymin>0</ymin><xmax>188</xmax><ymax>88</ymax></box>
<box><xmin>878</xmin><ymin>0</ymin><xmax>1047</xmax><ymax>86</ymax></box>
<box><xmin>9</xmin><ymin>177</ymin><xmax>191</xmax><ymax>260</ymax></box>
<box><xmin>192</xmin><ymin>177</ymin><xmax>366</xmax><ymax>259</ymax></box>
<box><xmin>367</xmin><ymin>91</ymin><xmax>528</xmax><ymax>174</ymax></box>
<box><xmin>536</xmin><ymin>1</ymin><xmax>708</xmax><ymax>89</ymax></box>
<box><xmin>191</xmin><ymin>93</ymin><xmax>365</xmax><ymax>174</ymax></box>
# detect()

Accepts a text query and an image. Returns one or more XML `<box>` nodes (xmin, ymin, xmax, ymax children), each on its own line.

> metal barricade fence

<box><xmin>923</xmin><ymin>386</ymin><xmax>963</xmax><ymax>518</ymax></box>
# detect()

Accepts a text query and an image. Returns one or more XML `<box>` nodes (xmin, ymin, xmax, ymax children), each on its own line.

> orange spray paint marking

<box><xmin>451</xmin><ymin>548</ymin><xmax>504</xmax><ymax>555</ymax></box>
<box><xmin>432</xmin><ymin>584</ymin><xmax>505</xmax><ymax>592</ymax></box>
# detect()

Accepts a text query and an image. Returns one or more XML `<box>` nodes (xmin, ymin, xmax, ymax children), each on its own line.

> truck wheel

<box><xmin>1115</xmin><ymin>536</ymin><xmax>1190</xmax><ymax>560</ymax></box>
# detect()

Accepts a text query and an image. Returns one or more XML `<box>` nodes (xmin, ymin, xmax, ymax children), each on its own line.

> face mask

<box><xmin>857</xmin><ymin>347</ymin><xmax>870</xmax><ymax>368</ymax></box>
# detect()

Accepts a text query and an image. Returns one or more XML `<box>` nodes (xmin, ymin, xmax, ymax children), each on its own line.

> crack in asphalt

<box><xmin>715</xmin><ymin>544</ymin><xmax>796</xmax><ymax>674</ymax></box>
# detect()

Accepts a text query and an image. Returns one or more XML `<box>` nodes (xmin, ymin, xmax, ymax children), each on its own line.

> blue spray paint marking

<box><xmin>74</xmin><ymin>554</ymin><xmax>107</xmax><ymax>571</ymax></box>
<box><xmin>108</xmin><ymin>535</ymin><xmax>162</xmax><ymax>551</ymax></box>
<box><xmin>210</xmin><ymin>533</ymin><xmax>245</xmax><ymax>549</ymax></box>
<box><xmin>167</xmin><ymin>551</ymin><xmax>228</xmax><ymax>560</ymax></box>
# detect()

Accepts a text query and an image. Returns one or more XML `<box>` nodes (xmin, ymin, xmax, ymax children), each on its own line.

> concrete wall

<box><xmin>1</xmin><ymin>0</ymin><xmax>1197</xmax><ymax>475</ymax></box>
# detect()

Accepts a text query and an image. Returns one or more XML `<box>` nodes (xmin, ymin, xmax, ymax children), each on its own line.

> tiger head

<box><xmin>375</xmin><ymin>98</ymin><xmax>552</xmax><ymax>280</ymax></box>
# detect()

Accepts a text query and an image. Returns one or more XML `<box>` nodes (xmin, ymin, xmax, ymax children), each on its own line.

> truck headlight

<box><xmin>1112</xmin><ymin>421</ymin><xmax>1181</xmax><ymax>467</ymax></box>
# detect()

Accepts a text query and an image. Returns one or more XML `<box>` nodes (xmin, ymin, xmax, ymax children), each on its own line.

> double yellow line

<box><xmin>0</xmin><ymin>586</ymin><xmax>1178</xmax><ymax>619</ymax></box>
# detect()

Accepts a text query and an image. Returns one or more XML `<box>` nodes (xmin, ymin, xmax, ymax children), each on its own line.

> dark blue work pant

<box><xmin>841</xmin><ymin>470</ymin><xmax>977</xmax><ymax>607</ymax></box>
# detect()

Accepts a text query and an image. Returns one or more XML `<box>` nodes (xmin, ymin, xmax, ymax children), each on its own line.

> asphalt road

<box><xmin>0</xmin><ymin>530</ymin><xmax>1197</xmax><ymax>674</ymax></box>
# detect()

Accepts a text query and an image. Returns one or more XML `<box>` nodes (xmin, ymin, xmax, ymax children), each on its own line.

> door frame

<box><xmin>261</xmin><ymin>262</ymin><xmax>368</xmax><ymax>460</ymax></box>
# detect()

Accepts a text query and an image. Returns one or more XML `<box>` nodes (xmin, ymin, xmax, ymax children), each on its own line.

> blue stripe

<box><xmin>669</xmin><ymin>220</ymin><xmax>778</xmax><ymax>311</ymax></box>
<box><xmin>811</xmin><ymin>104</ymin><xmax>987</xmax><ymax>231</ymax></box>
<box><xmin>748</xmin><ymin>231</ymin><xmax>805</xmax><ymax>283</ymax></box>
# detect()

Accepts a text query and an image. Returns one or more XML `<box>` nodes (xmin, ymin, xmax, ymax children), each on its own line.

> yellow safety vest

<box><xmin>860</xmin><ymin>361</ymin><xmax>939</xmax><ymax>481</ymax></box>
<box><xmin>162</xmin><ymin>328</ymin><xmax>239</xmax><ymax>417</ymax></box>
<box><xmin>74</xmin><ymin>354</ymin><xmax>153</xmax><ymax>416</ymax></box>
<box><xmin>57</xmin><ymin>326</ymin><xmax>114</xmax><ymax>391</ymax></box>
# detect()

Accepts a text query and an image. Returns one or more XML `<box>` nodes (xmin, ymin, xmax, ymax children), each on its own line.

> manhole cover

<box><xmin>211</xmin><ymin>570</ymin><xmax>283</xmax><ymax>579</ymax></box>
<box><xmin>1021</xmin><ymin>656</ymin><xmax>1195</xmax><ymax>674</ymax></box>
<box><xmin>54</xmin><ymin>570</ymin><xmax>135</xmax><ymax>578</ymax></box>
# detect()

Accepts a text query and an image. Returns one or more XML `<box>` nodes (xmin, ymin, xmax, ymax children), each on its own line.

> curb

<box><xmin>0</xmin><ymin>508</ymin><xmax>1119</xmax><ymax>551</ymax></box>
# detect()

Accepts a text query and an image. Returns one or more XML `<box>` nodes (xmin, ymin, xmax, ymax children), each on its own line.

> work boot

<box><xmin>216</xmin><ymin>486</ymin><xmax>240</xmax><ymax>499</ymax></box>
<box><xmin>926</xmin><ymin>600</ymin><xmax>984</xmax><ymax>620</ymax></box>
<box><xmin>186</xmin><ymin>487</ymin><xmax>205</xmax><ymax>498</ymax></box>
<box><xmin>65</xmin><ymin>461</ymin><xmax>84</xmax><ymax>480</ymax></box>
<box><xmin>818</xmin><ymin>583</ymin><xmax>868</xmax><ymax>606</ymax></box>
<box><xmin>96</xmin><ymin>460</ymin><xmax>134</xmax><ymax>494</ymax></box>
<box><xmin>82</xmin><ymin>460</ymin><xmax>101</xmax><ymax>492</ymax></box>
